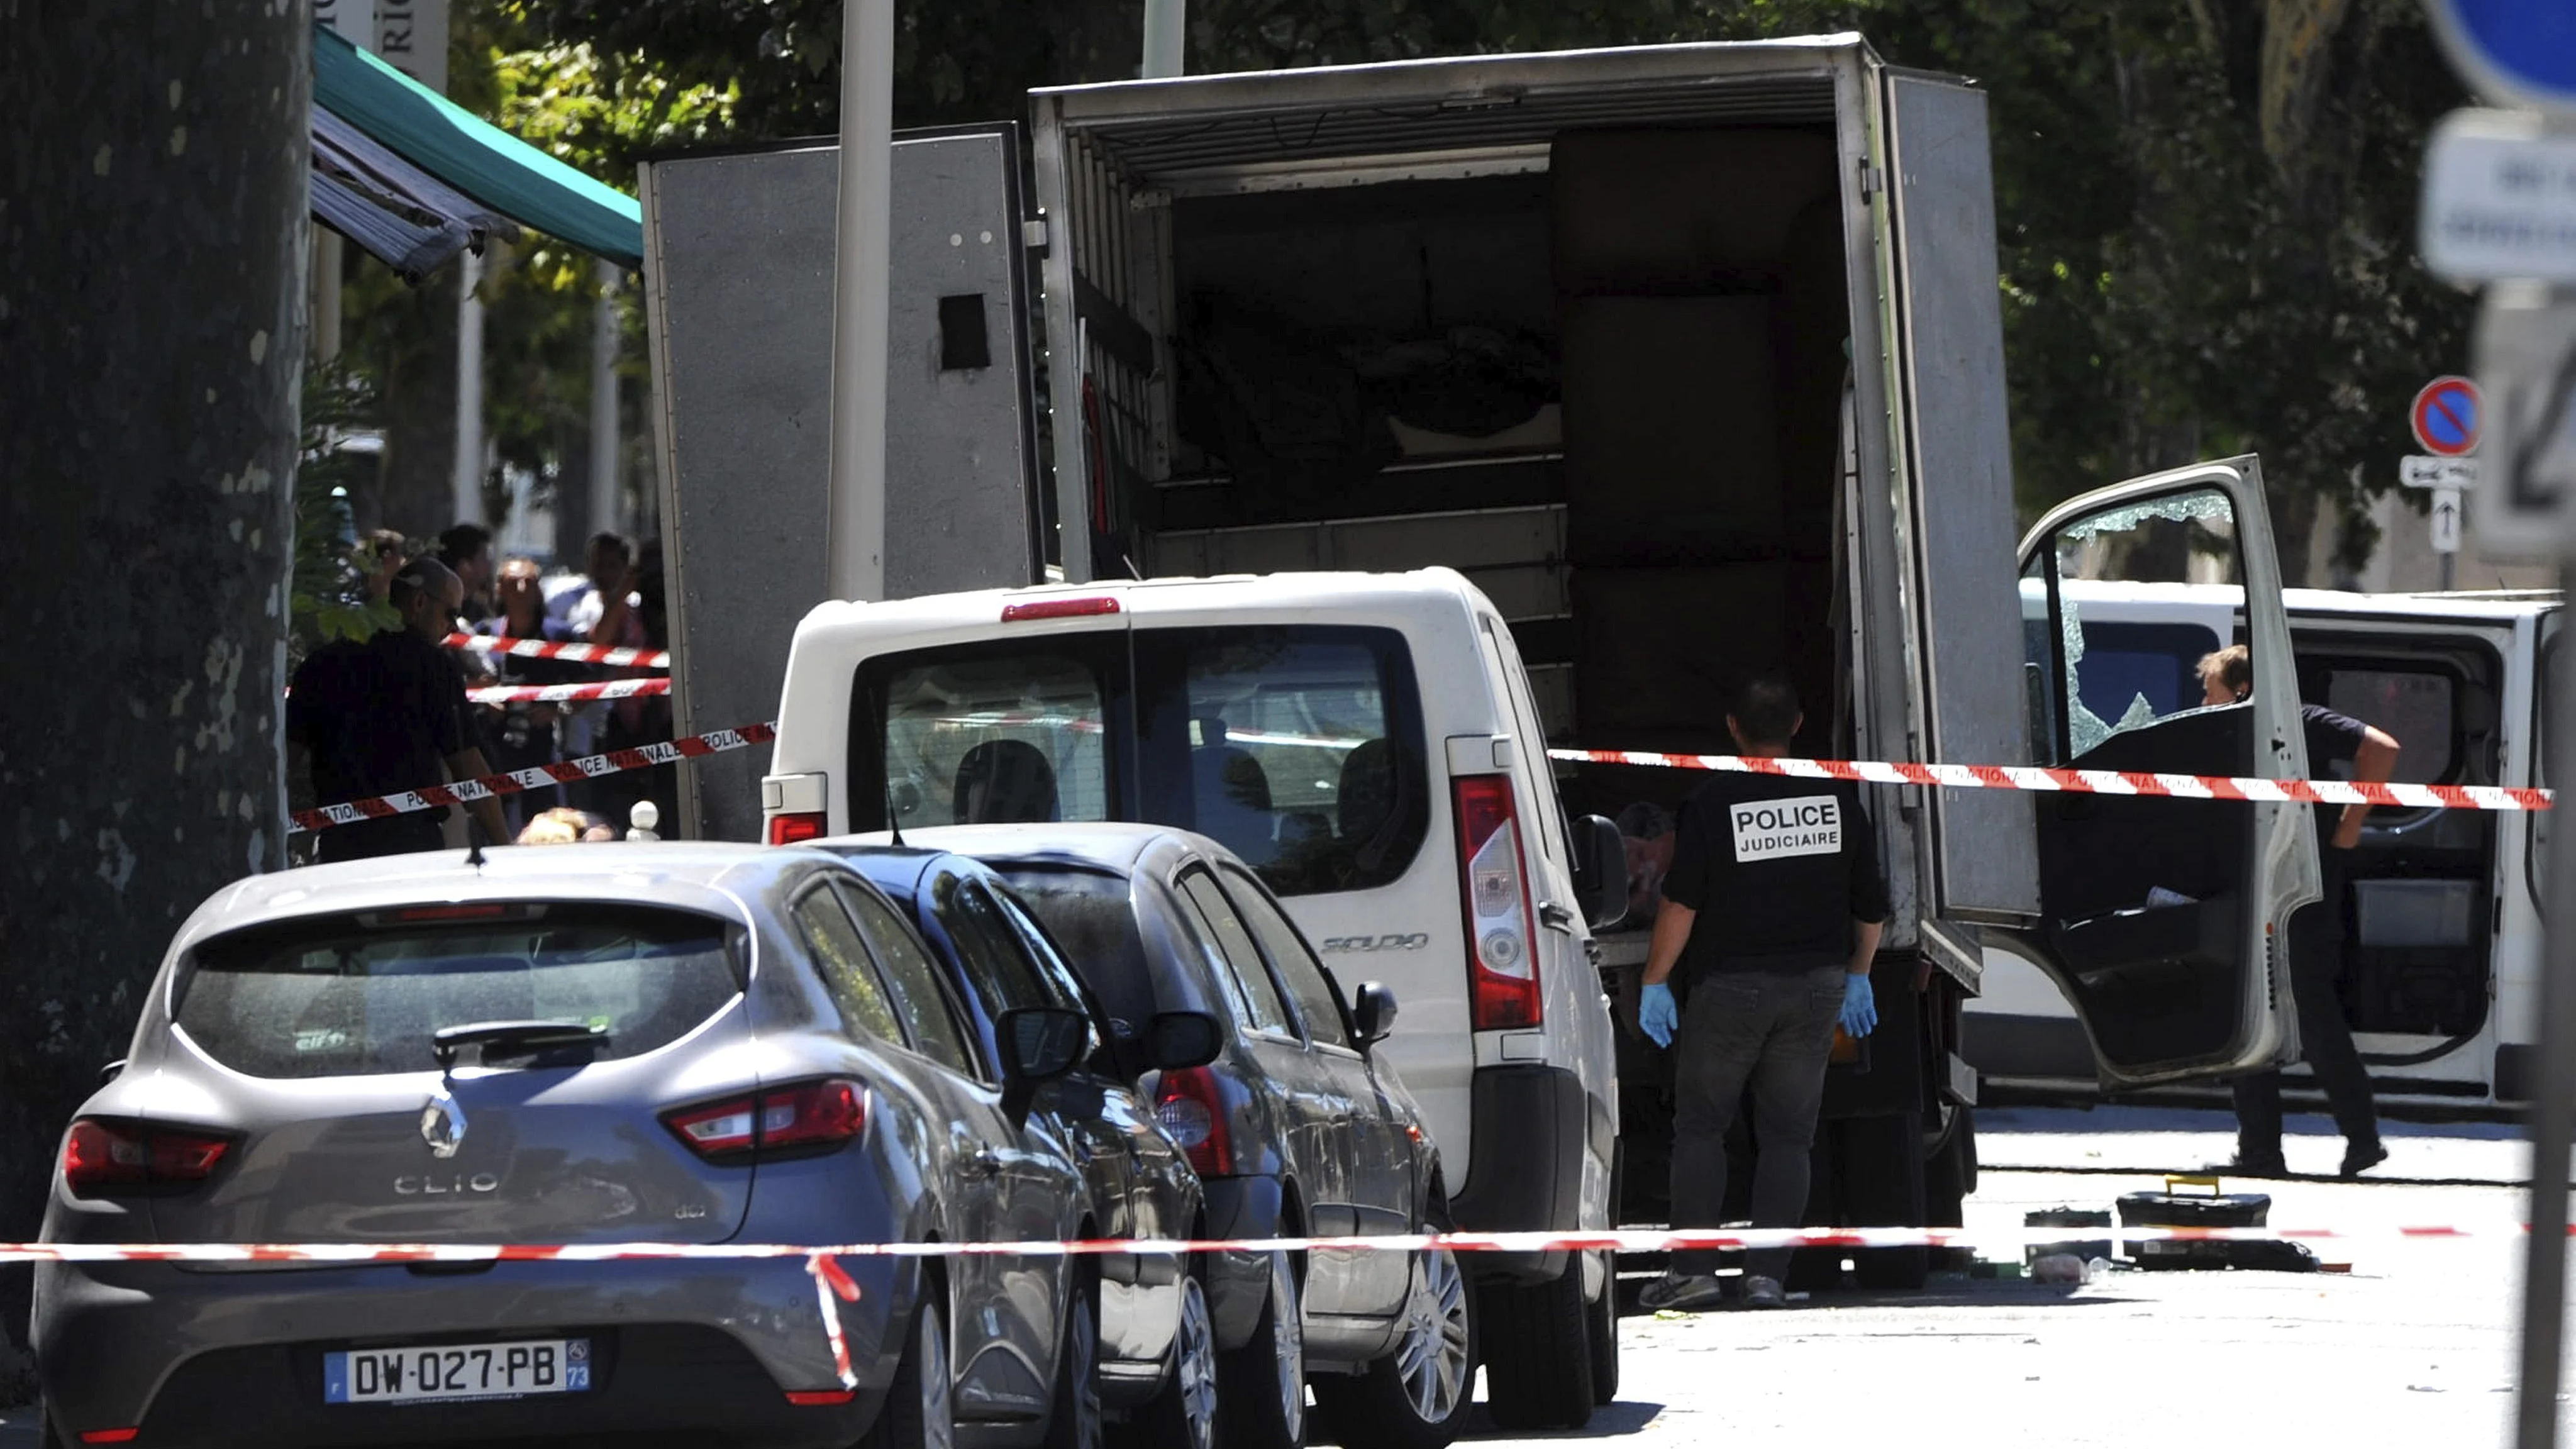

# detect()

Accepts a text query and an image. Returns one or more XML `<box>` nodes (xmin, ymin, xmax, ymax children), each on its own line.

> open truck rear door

<box><xmin>1879</xmin><ymin>69</ymin><xmax>2041</xmax><ymax>934</ymax></box>
<box><xmin>1996</xmin><ymin>457</ymin><xmax>2318</xmax><ymax>1087</ymax></box>
<box><xmin>640</xmin><ymin>125</ymin><xmax>1044</xmax><ymax>840</ymax></box>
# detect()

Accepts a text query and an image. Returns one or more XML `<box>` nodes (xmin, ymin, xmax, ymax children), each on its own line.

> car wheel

<box><xmin>1043</xmin><ymin>1272</ymin><xmax>1106</xmax><ymax>1449</ymax></box>
<box><xmin>1310</xmin><ymin>1239</ymin><xmax>1474</xmax><ymax>1449</ymax></box>
<box><xmin>1478</xmin><ymin>1254</ymin><xmax>1596</xmax><ymax>1432</ymax></box>
<box><xmin>861</xmin><ymin>1291</ymin><xmax>955</xmax><ymax>1449</ymax></box>
<box><xmin>1586</xmin><ymin>1250</ymin><xmax>1619</xmax><ymax>1406</ymax></box>
<box><xmin>1216</xmin><ymin>1248</ymin><xmax>1305</xmax><ymax>1449</ymax></box>
<box><xmin>1122</xmin><ymin>1266</ymin><xmax>1219</xmax><ymax>1449</ymax></box>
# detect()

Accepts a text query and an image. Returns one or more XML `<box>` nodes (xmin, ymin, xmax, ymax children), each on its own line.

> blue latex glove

<box><xmin>1839</xmin><ymin>973</ymin><xmax>1877</xmax><ymax>1038</ymax></box>
<box><xmin>1639</xmin><ymin>982</ymin><xmax>1679</xmax><ymax>1048</ymax></box>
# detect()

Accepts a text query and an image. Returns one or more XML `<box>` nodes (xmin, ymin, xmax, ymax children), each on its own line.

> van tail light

<box><xmin>664</xmin><ymin>1080</ymin><xmax>867</xmax><ymax>1163</ymax></box>
<box><xmin>76</xmin><ymin>1430</ymin><xmax>140</xmax><ymax>1445</ymax></box>
<box><xmin>1453</xmin><ymin>774</ymin><xmax>1541</xmax><ymax>1030</ymax></box>
<box><xmin>1152</xmin><ymin>1067</ymin><xmax>1233</xmax><ymax>1177</ymax></box>
<box><xmin>62</xmin><ymin>1119</ymin><xmax>233</xmax><ymax>1197</ymax></box>
<box><xmin>1001</xmin><ymin>596</ymin><xmax>1120</xmax><ymax>623</ymax></box>
<box><xmin>767</xmin><ymin>811</ymin><xmax>828</xmax><ymax>847</ymax></box>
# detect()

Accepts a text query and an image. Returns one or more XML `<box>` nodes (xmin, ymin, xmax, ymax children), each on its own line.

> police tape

<box><xmin>0</xmin><ymin>1221</ymin><xmax>2533</xmax><ymax>1268</ymax></box>
<box><xmin>1546</xmin><ymin>747</ymin><xmax>2557</xmax><ymax>812</ymax></box>
<box><xmin>444</xmin><ymin>633</ymin><xmax>670</xmax><ymax>669</ymax></box>
<box><xmin>465</xmin><ymin>677</ymin><xmax>672</xmax><ymax>707</ymax></box>
<box><xmin>289</xmin><ymin>723</ymin><xmax>776</xmax><ymax>834</ymax></box>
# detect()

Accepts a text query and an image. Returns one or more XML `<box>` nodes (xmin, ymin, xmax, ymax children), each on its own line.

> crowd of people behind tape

<box><xmin>289</xmin><ymin>520</ymin><xmax>679</xmax><ymax>862</ymax></box>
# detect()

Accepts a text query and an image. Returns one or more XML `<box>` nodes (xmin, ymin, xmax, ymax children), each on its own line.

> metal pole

<box><xmin>2441</xmin><ymin>552</ymin><xmax>2457</xmax><ymax>591</ymax></box>
<box><xmin>590</xmin><ymin>259</ymin><xmax>621</xmax><ymax>539</ymax></box>
<box><xmin>1142</xmin><ymin>0</ymin><xmax>1185</xmax><ymax>78</ymax></box>
<box><xmin>453</xmin><ymin>247</ymin><xmax>486</xmax><ymax>526</ymax></box>
<box><xmin>2516</xmin><ymin>555</ymin><xmax>2576</xmax><ymax>1449</ymax></box>
<box><xmin>312</xmin><ymin>225</ymin><xmax>343</xmax><ymax>364</ymax></box>
<box><xmin>823</xmin><ymin>0</ymin><xmax>895</xmax><ymax>602</ymax></box>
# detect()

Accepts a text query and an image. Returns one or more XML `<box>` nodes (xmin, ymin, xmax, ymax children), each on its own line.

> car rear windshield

<box><xmin>995</xmin><ymin>865</ymin><xmax>1164</xmax><ymax>1032</ymax></box>
<box><xmin>174</xmin><ymin>905</ymin><xmax>744</xmax><ymax>1079</ymax></box>
<box><xmin>857</xmin><ymin>625</ymin><xmax>1428</xmax><ymax>897</ymax></box>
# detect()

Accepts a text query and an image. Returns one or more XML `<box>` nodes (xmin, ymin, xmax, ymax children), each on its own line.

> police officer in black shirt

<box><xmin>289</xmin><ymin>557</ymin><xmax>511</xmax><ymax>862</ymax></box>
<box><xmin>1635</xmin><ymin>675</ymin><xmax>1890</xmax><ymax>1311</ymax></box>
<box><xmin>2199</xmin><ymin>645</ymin><xmax>2399</xmax><ymax>1178</ymax></box>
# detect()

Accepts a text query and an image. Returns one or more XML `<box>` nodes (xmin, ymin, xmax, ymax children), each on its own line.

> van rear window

<box><xmin>175</xmin><ymin>906</ymin><xmax>743</xmax><ymax>1079</ymax></box>
<box><xmin>857</xmin><ymin>625</ymin><xmax>1428</xmax><ymax>896</ymax></box>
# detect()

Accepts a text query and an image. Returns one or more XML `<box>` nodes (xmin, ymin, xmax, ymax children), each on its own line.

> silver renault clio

<box><xmin>31</xmin><ymin>842</ymin><xmax>1126</xmax><ymax>1449</ymax></box>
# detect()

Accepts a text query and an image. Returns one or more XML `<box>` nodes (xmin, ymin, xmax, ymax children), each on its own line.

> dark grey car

<box><xmin>865</xmin><ymin>824</ymin><xmax>1473</xmax><ymax>1449</ymax></box>
<box><xmin>29</xmin><ymin>843</ymin><xmax>1123</xmax><ymax>1449</ymax></box>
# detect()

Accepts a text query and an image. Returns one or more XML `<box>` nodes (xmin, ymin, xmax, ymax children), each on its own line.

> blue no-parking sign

<box><xmin>2427</xmin><ymin>1</ymin><xmax>2576</xmax><ymax>110</ymax></box>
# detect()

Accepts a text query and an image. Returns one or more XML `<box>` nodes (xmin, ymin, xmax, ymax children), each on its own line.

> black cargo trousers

<box><xmin>1666</xmin><ymin>962</ymin><xmax>1848</xmax><ymax>1281</ymax></box>
<box><xmin>2231</xmin><ymin>848</ymin><xmax>2380</xmax><ymax>1162</ymax></box>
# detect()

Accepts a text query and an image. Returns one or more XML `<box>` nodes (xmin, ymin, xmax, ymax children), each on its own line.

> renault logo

<box><xmin>419</xmin><ymin>1089</ymin><xmax>467</xmax><ymax>1159</ymax></box>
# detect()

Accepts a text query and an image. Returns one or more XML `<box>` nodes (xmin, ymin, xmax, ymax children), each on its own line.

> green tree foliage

<box><xmin>296</xmin><ymin>362</ymin><xmax>401</xmax><ymax>654</ymax></box>
<box><xmin>492</xmin><ymin>0</ymin><xmax>2472</xmax><ymax>580</ymax></box>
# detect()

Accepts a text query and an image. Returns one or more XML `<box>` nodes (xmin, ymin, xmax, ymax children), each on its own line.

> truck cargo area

<box><xmin>1047</xmin><ymin>61</ymin><xmax>1863</xmax><ymax>820</ymax></box>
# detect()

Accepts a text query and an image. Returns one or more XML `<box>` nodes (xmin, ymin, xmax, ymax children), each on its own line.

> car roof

<box><xmin>788</xmin><ymin>567</ymin><xmax>1489</xmax><ymax>644</ymax></box>
<box><xmin>807</xmin><ymin>841</ymin><xmax>948</xmax><ymax>899</ymax></box>
<box><xmin>833</xmin><ymin>821</ymin><xmax>1204</xmax><ymax>878</ymax></box>
<box><xmin>170</xmin><ymin>841</ymin><xmax>833</xmax><ymax>956</ymax></box>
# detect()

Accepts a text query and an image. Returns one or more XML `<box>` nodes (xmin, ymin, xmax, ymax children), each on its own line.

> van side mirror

<box><xmin>1146</xmin><ymin>1011</ymin><xmax>1224</xmax><ymax>1071</ymax></box>
<box><xmin>999</xmin><ymin>1006</ymin><xmax>1091</xmax><ymax>1085</ymax></box>
<box><xmin>1350</xmin><ymin>982</ymin><xmax>1399</xmax><ymax>1048</ymax></box>
<box><xmin>1570</xmin><ymin>814</ymin><xmax>1628</xmax><ymax>930</ymax></box>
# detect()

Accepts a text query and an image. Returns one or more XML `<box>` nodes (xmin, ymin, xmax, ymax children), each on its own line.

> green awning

<box><xmin>313</xmin><ymin>24</ymin><xmax>643</xmax><ymax>268</ymax></box>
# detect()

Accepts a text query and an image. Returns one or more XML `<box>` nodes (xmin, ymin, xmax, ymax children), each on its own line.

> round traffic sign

<box><xmin>2411</xmin><ymin>375</ymin><xmax>2482</xmax><ymax>457</ymax></box>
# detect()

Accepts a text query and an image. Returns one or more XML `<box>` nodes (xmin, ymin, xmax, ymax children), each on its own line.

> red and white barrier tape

<box><xmin>465</xmin><ymin>677</ymin><xmax>671</xmax><ymax>707</ymax></box>
<box><xmin>1548</xmin><ymin>746</ymin><xmax>2556</xmax><ymax>813</ymax></box>
<box><xmin>0</xmin><ymin>1222</ymin><xmax>2535</xmax><ymax>1268</ymax></box>
<box><xmin>445</xmin><ymin>632</ymin><xmax>669</xmax><ymax>670</ymax></box>
<box><xmin>289</xmin><ymin>722</ymin><xmax>775</xmax><ymax>834</ymax></box>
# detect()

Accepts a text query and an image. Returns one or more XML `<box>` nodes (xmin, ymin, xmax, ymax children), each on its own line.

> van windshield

<box><xmin>857</xmin><ymin>624</ymin><xmax>1429</xmax><ymax>896</ymax></box>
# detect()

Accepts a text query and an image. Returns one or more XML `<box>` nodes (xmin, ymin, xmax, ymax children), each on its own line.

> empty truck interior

<box><xmin>1040</xmin><ymin>68</ymin><xmax>1957</xmax><ymax>1250</ymax></box>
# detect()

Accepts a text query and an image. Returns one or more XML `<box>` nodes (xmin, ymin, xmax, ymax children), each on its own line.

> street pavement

<box><xmin>1390</xmin><ymin>1104</ymin><xmax>2554</xmax><ymax>1449</ymax></box>
<box><xmin>0</xmin><ymin>1105</ymin><xmax>2559</xmax><ymax>1448</ymax></box>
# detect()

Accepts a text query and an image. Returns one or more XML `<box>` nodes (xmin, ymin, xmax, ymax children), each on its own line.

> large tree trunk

<box><xmin>0</xmin><ymin>4</ymin><xmax>309</xmax><ymax>1375</ymax></box>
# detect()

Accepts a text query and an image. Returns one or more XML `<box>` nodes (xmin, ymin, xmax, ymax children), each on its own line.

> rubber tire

<box><xmin>1477</xmin><ymin>1255</ymin><xmax>1596</xmax><ymax>1432</ymax></box>
<box><xmin>1585</xmin><ymin>1250</ymin><xmax>1619</xmax><ymax>1406</ymax></box>
<box><xmin>862</xmin><ymin>1292</ymin><xmax>953</xmax><ymax>1449</ymax></box>
<box><xmin>1215</xmin><ymin>1250</ymin><xmax>1305</xmax><ymax>1449</ymax></box>
<box><xmin>1042</xmin><ymin>1273</ymin><xmax>1105</xmax><ymax>1449</ymax></box>
<box><xmin>1309</xmin><ymin>1240</ymin><xmax>1475</xmax><ymax>1449</ymax></box>
<box><xmin>1123</xmin><ymin>1267</ymin><xmax>1219</xmax><ymax>1449</ymax></box>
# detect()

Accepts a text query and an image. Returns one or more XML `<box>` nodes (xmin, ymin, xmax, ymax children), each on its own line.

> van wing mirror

<box><xmin>1146</xmin><ymin>1011</ymin><xmax>1224</xmax><ymax>1071</ymax></box>
<box><xmin>998</xmin><ymin>1006</ymin><xmax>1091</xmax><ymax>1085</ymax></box>
<box><xmin>1351</xmin><ymin>982</ymin><xmax>1399</xmax><ymax>1048</ymax></box>
<box><xmin>1570</xmin><ymin>813</ymin><xmax>1629</xmax><ymax>930</ymax></box>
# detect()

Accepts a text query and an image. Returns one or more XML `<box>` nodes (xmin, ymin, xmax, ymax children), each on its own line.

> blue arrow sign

<box><xmin>2428</xmin><ymin>1</ymin><xmax>2576</xmax><ymax>108</ymax></box>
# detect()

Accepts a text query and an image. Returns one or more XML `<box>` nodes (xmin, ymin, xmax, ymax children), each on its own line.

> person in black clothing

<box><xmin>1635</xmin><ymin>675</ymin><xmax>1890</xmax><ymax>1311</ymax></box>
<box><xmin>288</xmin><ymin>557</ymin><xmax>511</xmax><ymax>863</ymax></box>
<box><xmin>2200</xmin><ymin>644</ymin><xmax>2400</xmax><ymax>1178</ymax></box>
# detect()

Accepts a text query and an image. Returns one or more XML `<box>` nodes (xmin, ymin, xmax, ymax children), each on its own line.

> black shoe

<box><xmin>2206</xmin><ymin>1154</ymin><xmax>2287</xmax><ymax>1179</ymax></box>
<box><xmin>2340</xmin><ymin>1140</ymin><xmax>2388</xmax><ymax>1179</ymax></box>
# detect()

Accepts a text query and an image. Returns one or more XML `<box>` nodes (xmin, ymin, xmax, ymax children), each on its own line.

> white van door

<box><xmin>1994</xmin><ymin>457</ymin><xmax>2318</xmax><ymax>1087</ymax></box>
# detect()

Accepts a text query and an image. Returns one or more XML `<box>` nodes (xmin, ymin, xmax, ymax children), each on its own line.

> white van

<box><xmin>1968</xmin><ymin>584</ymin><xmax>2560</xmax><ymax>1114</ymax></box>
<box><xmin>762</xmin><ymin>567</ymin><xmax>1628</xmax><ymax>1420</ymax></box>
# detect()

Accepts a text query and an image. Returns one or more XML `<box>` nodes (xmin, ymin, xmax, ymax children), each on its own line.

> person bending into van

<box><xmin>2200</xmin><ymin>645</ymin><xmax>2400</xmax><ymax>1179</ymax></box>
<box><xmin>1635</xmin><ymin>675</ymin><xmax>1889</xmax><ymax>1311</ymax></box>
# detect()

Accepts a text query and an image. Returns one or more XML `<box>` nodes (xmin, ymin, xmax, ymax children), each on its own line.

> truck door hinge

<box><xmin>1858</xmin><ymin>161</ymin><xmax>1884</xmax><ymax>200</ymax></box>
<box><xmin>1022</xmin><ymin>216</ymin><xmax>1050</xmax><ymax>252</ymax></box>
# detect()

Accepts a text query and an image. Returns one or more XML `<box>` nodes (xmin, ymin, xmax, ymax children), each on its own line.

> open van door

<box><xmin>1995</xmin><ymin>457</ymin><xmax>2319</xmax><ymax>1087</ymax></box>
